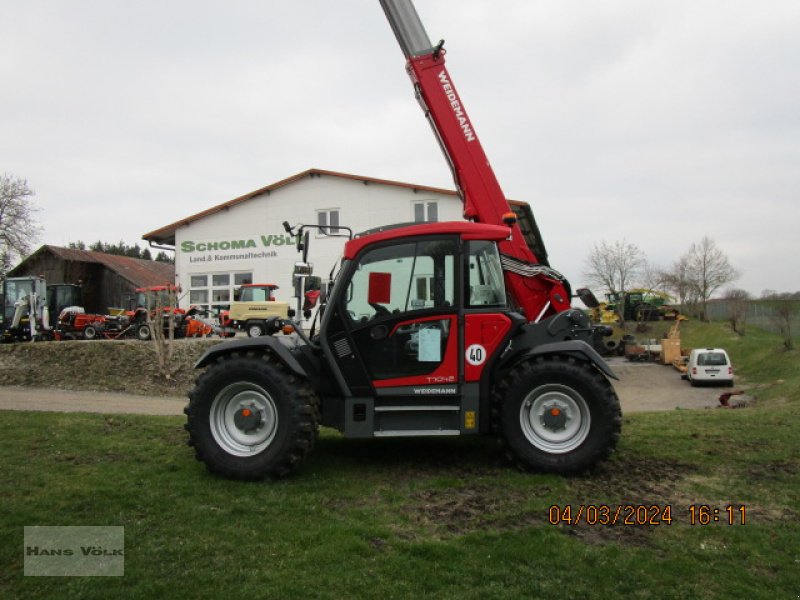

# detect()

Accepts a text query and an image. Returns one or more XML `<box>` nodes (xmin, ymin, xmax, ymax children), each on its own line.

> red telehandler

<box><xmin>184</xmin><ymin>0</ymin><xmax>621</xmax><ymax>480</ymax></box>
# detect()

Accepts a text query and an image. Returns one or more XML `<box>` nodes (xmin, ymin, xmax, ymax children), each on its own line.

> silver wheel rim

<box><xmin>138</xmin><ymin>326</ymin><xmax>150</xmax><ymax>340</ymax></box>
<box><xmin>248</xmin><ymin>325</ymin><xmax>263</xmax><ymax>337</ymax></box>
<box><xmin>519</xmin><ymin>383</ymin><xmax>591</xmax><ymax>454</ymax></box>
<box><xmin>210</xmin><ymin>382</ymin><xmax>278</xmax><ymax>456</ymax></box>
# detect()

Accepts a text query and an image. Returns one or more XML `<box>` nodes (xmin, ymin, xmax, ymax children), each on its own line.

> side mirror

<box><xmin>576</xmin><ymin>288</ymin><xmax>600</xmax><ymax>308</ymax></box>
<box><xmin>306</xmin><ymin>276</ymin><xmax>321</xmax><ymax>292</ymax></box>
<box><xmin>302</xmin><ymin>231</ymin><xmax>310</xmax><ymax>263</ymax></box>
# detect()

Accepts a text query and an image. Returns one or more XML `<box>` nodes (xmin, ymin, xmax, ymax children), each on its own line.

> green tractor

<box><xmin>603</xmin><ymin>289</ymin><xmax>680</xmax><ymax>323</ymax></box>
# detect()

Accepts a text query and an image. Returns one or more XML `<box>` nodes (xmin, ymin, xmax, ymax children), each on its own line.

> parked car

<box><xmin>686</xmin><ymin>348</ymin><xmax>734</xmax><ymax>386</ymax></box>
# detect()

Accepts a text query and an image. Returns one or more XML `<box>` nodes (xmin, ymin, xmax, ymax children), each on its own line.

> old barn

<box><xmin>8</xmin><ymin>245</ymin><xmax>175</xmax><ymax>314</ymax></box>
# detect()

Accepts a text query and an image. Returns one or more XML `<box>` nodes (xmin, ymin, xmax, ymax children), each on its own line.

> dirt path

<box><xmin>0</xmin><ymin>386</ymin><xmax>186</xmax><ymax>416</ymax></box>
<box><xmin>0</xmin><ymin>359</ymin><xmax>729</xmax><ymax>416</ymax></box>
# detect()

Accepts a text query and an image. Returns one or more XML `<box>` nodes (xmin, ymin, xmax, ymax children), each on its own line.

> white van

<box><xmin>686</xmin><ymin>348</ymin><xmax>734</xmax><ymax>386</ymax></box>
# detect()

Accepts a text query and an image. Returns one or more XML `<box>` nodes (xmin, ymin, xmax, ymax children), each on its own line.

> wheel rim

<box><xmin>248</xmin><ymin>325</ymin><xmax>263</xmax><ymax>337</ymax></box>
<box><xmin>519</xmin><ymin>383</ymin><xmax>591</xmax><ymax>454</ymax></box>
<box><xmin>210</xmin><ymin>382</ymin><xmax>278</xmax><ymax>456</ymax></box>
<box><xmin>138</xmin><ymin>326</ymin><xmax>150</xmax><ymax>340</ymax></box>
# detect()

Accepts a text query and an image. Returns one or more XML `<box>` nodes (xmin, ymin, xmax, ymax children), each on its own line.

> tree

<box><xmin>146</xmin><ymin>287</ymin><xmax>181</xmax><ymax>380</ymax></box>
<box><xmin>69</xmin><ymin>239</ymin><xmax>172</xmax><ymax>262</ymax></box>
<box><xmin>761</xmin><ymin>291</ymin><xmax>798</xmax><ymax>351</ymax></box>
<box><xmin>684</xmin><ymin>236</ymin><xmax>738</xmax><ymax>321</ymax></box>
<box><xmin>0</xmin><ymin>174</ymin><xmax>41</xmax><ymax>278</ymax></box>
<box><xmin>725</xmin><ymin>288</ymin><xmax>750</xmax><ymax>336</ymax></box>
<box><xmin>660</xmin><ymin>254</ymin><xmax>695</xmax><ymax>307</ymax></box>
<box><xmin>583</xmin><ymin>239</ymin><xmax>645</xmax><ymax>324</ymax></box>
<box><xmin>583</xmin><ymin>239</ymin><xmax>645</xmax><ymax>295</ymax></box>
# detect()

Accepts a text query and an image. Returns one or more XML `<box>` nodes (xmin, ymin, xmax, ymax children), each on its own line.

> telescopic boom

<box><xmin>379</xmin><ymin>0</ymin><xmax>572</xmax><ymax>321</ymax></box>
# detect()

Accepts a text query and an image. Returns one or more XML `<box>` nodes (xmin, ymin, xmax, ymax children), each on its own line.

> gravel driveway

<box><xmin>0</xmin><ymin>357</ymin><xmax>729</xmax><ymax>416</ymax></box>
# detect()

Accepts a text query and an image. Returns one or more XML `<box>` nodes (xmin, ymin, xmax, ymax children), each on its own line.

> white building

<box><xmin>142</xmin><ymin>168</ymin><xmax>466</xmax><ymax>312</ymax></box>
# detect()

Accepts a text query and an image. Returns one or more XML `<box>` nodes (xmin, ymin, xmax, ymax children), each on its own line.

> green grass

<box><xmin>1</xmin><ymin>321</ymin><xmax>799</xmax><ymax>599</ymax></box>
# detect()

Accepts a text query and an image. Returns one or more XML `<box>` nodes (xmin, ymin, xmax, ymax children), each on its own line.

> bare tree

<box><xmin>725</xmin><ymin>288</ymin><xmax>750</xmax><ymax>335</ymax></box>
<box><xmin>639</xmin><ymin>260</ymin><xmax>668</xmax><ymax>293</ymax></box>
<box><xmin>0</xmin><ymin>174</ymin><xmax>42</xmax><ymax>278</ymax></box>
<box><xmin>761</xmin><ymin>291</ymin><xmax>798</xmax><ymax>350</ymax></box>
<box><xmin>684</xmin><ymin>236</ymin><xmax>738</xmax><ymax>321</ymax></box>
<box><xmin>146</xmin><ymin>288</ymin><xmax>181</xmax><ymax>381</ymax></box>
<box><xmin>583</xmin><ymin>239</ymin><xmax>645</xmax><ymax>295</ymax></box>
<box><xmin>660</xmin><ymin>254</ymin><xmax>695</xmax><ymax>307</ymax></box>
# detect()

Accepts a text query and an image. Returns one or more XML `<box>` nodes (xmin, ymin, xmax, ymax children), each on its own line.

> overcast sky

<box><xmin>2</xmin><ymin>0</ymin><xmax>798</xmax><ymax>296</ymax></box>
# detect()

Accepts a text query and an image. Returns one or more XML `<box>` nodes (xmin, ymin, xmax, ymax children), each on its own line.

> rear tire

<box><xmin>184</xmin><ymin>351</ymin><xmax>319</xmax><ymax>480</ymax></box>
<box><xmin>493</xmin><ymin>355</ymin><xmax>621</xmax><ymax>473</ymax></box>
<box><xmin>136</xmin><ymin>324</ymin><xmax>151</xmax><ymax>341</ymax></box>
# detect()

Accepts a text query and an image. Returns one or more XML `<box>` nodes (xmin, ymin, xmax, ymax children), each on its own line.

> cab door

<box><xmin>341</xmin><ymin>237</ymin><xmax>459</xmax><ymax>393</ymax></box>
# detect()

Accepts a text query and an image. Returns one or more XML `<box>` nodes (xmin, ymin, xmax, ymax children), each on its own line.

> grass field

<box><xmin>1</xmin><ymin>321</ymin><xmax>798</xmax><ymax>598</ymax></box>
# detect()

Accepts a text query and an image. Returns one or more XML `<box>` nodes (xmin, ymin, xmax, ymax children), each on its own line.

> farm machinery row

<box><xmin>1</xmin><ymin>276</ymin><xmax>220</xmax><ymax>343</ymax></box>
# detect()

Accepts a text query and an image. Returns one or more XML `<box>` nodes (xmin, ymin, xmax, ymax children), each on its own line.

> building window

<box><xmin>212</xmin><ymin>289</ymin><xmax>230</xmax><ymax>304</ymax></box>
<box><xmin>189</xmin><ymin>271</ymin><xmax>252</xmax><ymax>312</ymax></box>
<box><xmin>234</xmin><ymin>273</ymin><xmax>252</xmax><ymax>286</ymax></box>
<box><xmin>189</xmin><ymin>290</ymin><xmax>209</xmax><ymax>305</ymax></box>
<box><xmin>317</xmin><ymin>209</ymin><xmax>340</xmax><ymax>236</ymax></box>
<box><xmin>413</xmin><ymin>201</ymin><xmax>438</xmax><ymax>223</ymax></box>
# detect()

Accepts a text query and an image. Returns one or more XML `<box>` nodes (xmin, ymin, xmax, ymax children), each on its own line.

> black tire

<box><xmin>246</xmin><ymin>321</ymin><xmax>266</xmax><ymax>338</ymax></box>
<box><xmin>493</xmin><ymin>355</ymin><xmax>621</xmax><ymax>474</ymax></box>
<box><xmin>136</xmin><ymin>324</ymin><xmax>151</xmax><ymax>341</ymax></box>
<box><xmin>83</xmin><ymin>325</ymin><xmax>98</xmax><ymax>340</ymax></box>
<box><xmin>184</xmin><ymin>351</ymin><xmax>319</xmax><ymax>480</ymax></box>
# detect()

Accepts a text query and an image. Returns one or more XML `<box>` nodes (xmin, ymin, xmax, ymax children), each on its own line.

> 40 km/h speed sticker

<box><xmin>465</xmin><ymin>344</ymin><xmax>487</xmax><ymax>366</ymax></box>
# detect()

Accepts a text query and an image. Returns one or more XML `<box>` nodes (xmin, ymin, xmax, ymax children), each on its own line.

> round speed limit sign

<box><xmin>465</xmin><ymin>344</ymin><xmax>487</xmax><ymax>366</ymax></box>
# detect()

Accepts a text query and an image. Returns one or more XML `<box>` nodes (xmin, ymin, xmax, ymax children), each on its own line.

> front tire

<box><xmin>136</xmin><ymin>324</ymin><xmax>151</xmax><ymax>341</ymax></box>
<box><xmin>184</xmin><ymin>352</ymin><xmax>318</xmax><ymax>480</ymax></box>
<box><xmin>494</xmin><ymin>356</ymin><xmax>621</xmax><ymax>473</ymax></box>
<box><xmin>246</xmin><ymin>321</ymin><xmax>266</xmax><ymax>338</ymax></box>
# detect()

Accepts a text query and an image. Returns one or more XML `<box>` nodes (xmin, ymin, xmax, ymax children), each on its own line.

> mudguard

<box><xmin>507</xmin><ymin>339</ymin><xmax>618</xmax><ymax>381</ymax></box>
<box><xmin>194</xmin><ymin>336</ymin><xmax>308</xmax><ymax>377</ymax></box>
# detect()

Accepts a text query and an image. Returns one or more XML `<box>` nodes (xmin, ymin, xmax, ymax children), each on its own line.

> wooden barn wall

<box><xmin>99</xmin><ymin>270</ymin><xmax>137</xmax><ymax>311</ymax></box>
<box><xmin>11</xmin><ymin>252</ymin><xmax>136</xmax><ymax>314</ymax></box>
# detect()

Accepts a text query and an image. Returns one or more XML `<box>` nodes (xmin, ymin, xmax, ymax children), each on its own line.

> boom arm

<box><xmin>379</xmin><ymin>0</ymin><xmax>572</xmax><ymax>320</ymax></box>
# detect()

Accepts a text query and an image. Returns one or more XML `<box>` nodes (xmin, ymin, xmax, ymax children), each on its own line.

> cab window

<box><xmin>346</xmin><ymin>239</ymin><xmax>456</xmax><ymax>322</ymax></box>
<box><xmin>467</xmin><ymin>241</ymin><xmax>507</xmax><ymax>308</ymax></box>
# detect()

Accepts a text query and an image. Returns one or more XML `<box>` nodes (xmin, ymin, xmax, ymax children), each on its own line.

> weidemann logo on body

<box><xmin>438</xmin><ymin>70</ymin><xmax>476</xmax><ymax>142</ymax></box>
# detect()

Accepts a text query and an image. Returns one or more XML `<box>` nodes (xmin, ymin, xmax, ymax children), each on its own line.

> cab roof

<box><xmin>343</xmin><ymin>221</ymin><xmax>510</xmax><ymax>260</ymax></box>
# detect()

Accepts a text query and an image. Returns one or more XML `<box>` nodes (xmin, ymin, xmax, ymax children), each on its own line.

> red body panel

<box><xmin>372</xmin><ymin>315</ymin><xmax>458</xmax><ymax>388</ymax></box>
<box><xmin>463</xmin><ymin>313</ymin><xmax>513</xmax><ymax>382</ymax></box>
<box><xmin>343</xmin><ymin>221</ymin><xmax>509</xmax><ymax>260</ymax></box>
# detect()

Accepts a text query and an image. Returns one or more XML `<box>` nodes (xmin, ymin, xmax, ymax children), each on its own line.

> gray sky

<box><xmin>2</xmin><ymin>0</ymin><xmax>798</xmax><ymax>296</ymax></box>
